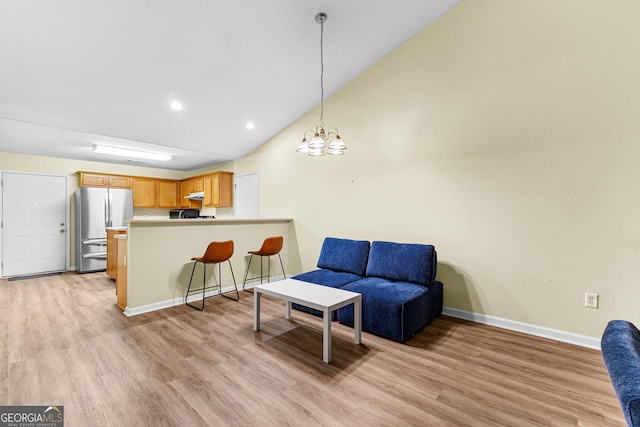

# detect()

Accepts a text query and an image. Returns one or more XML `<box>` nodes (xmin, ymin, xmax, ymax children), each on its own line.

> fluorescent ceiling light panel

<box><xmin>93</xmin><ymin>144</ymin><xmax>172</xmax><ymax>161</ymax></box>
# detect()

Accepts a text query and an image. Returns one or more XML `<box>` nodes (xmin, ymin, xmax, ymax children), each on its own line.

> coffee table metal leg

<box><xmin>254</xmin><ymin>290</ymin><xmax>261</xmax><ymax>331</ymax></box>
<box><xmin>354</xmin><ymin>297</ymin><xmax>362</xmax><ymax>344</ymax></box>
<box><xmin>323</xmin><ymin>309</ymin><xmax>331</xmax><ymax>363</ymax></box>
<box><xmin>285</xmin><ymin>300</ymin><xmax>291</xmax><ymax>319</ymax></box>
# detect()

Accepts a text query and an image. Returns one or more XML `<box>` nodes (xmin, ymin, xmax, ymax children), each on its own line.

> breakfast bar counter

<box><xmin>122</xmin><ymin>218</ymin><xmax>299</xmax><ymax>316</ymax></box>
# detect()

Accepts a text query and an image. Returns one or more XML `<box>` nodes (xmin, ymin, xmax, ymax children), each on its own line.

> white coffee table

<box><xmin>253</xmin><ymin>278</ymin><xmax>362</xmax><ymax>363</ymax></box>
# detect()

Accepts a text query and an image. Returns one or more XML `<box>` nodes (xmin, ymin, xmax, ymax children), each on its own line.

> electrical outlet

<box><xmin>585</xmin><ymin>293</ymin><xmax>599</xmax><ymax>308</ymax></box>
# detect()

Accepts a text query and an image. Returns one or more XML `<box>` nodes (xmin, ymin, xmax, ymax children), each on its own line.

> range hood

<box><xmin>184</xmin><ymin>191</ymin><xmax>204</xmax><ymax>200</ymax></box>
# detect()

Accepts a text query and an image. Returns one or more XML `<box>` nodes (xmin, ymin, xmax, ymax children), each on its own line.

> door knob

<box><xmin>60</xmin><ymin>229</ymin><xmax>65</xmax><ymax>233</ymax></box>
<box><xmin>60</xmin><ymin>222</ymin><xmax>65</xmax><ymax>226</ymax></box>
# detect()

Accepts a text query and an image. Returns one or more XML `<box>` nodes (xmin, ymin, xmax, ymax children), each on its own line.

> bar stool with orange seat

<box><xmin>185</xmin><ymin>240</ymin><xmax>239</xmax><ymax>310</ymax></box>
<box><xmin>242</xmin><ymin>236</ymin><xmax>285</xmax><ymax>292</ymax></box>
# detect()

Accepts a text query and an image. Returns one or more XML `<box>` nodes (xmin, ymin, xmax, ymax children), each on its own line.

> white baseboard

<box><xmin>124</xmin><ymin>285</ymin><xmax>244</xmax><ymax>317</ymax></box>
<box><xmin>442</xmin><ymin>307</ymin><xmax>601</xmax><ymax>350</ymax></box>
<box><xmin>122</xmin><ymin>275</ymin><xmax>288</xmax><ymax>317</ymax></box>
<box><xmin>122</xmin><ymin>282</ymin><xmax>600</xmax><ymax>350</ymax></box>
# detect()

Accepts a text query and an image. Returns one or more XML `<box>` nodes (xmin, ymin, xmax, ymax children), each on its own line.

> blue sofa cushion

<box><xmin>337</xmin><ymin>277</ymin><xmax>443</xmax><ymax>342</ymax></box>
<box><xmin>292</xmin><ymin>269</ymin><xmax>363</xmax><ymax>288</ymax></box>
<box><xmin>601</xmin><ymin>320</ymin><xmax>640</xmax><ymax>427</ymax></box>
<box><xmin>290</xmin><ymin>271</ymin><xmax>363</xmax><ymax>319</ymax></box>
<box><xmin>365</xmin><ymin>241</ymin><xmax>437</xmax><ymax>286</ymax></box>
<box><xmin>316</xmin><ymin>237</ymin><xmax>370</xmax><ymax>276</ymax></box>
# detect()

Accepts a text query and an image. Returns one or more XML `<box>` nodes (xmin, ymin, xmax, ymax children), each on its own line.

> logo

<box><xmin>0</xmin><ymin>405</ymin><xmax>64</xmax><ymax>427</ymax></box>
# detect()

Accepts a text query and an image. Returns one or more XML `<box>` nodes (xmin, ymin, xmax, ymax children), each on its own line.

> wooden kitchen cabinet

<box><xmin>132</xmin><ymin>178</ymin><xmax>178</xmax><ymax>208</ymax></box>
<box><xmin>106</xmin><ymin>229</ymin><xmax>126</xmax><ymax>279</ymax></box>
<box><xmin>179</xmin><ymin>180</ymin><xmax>191</xmax><ymax>208</ymax></box>
<box><xmin>80</xmin><ymin>170</ymin><xmax>229</xmax><ymax>209</ymax></box>
<box><xmin>179</xmin><ymin>177</ymin><xmax>205</xmax><ymax>208</ymax></box>
<box><xmin>116</xmin><ymin>235</ymin><xmax>127</xmax><ymax>310</ymax></box>
<box><xmin>132</xmin><ymin>178</ymin><xmax>156</xmax><ymax>208</ymax></box>
<box><xmin>156</xmin><ymin>179</ymin><xmax>178</xmax><ymax>208</ymax></box>
<box><xmin>192</xmin><ymin>177</ymin><xmax>204</xmax><ymax>193</ymax></box>
<box><xmin>78</xmin><ymin>172</ymin><xmax>132</xmax><ymax>188</ymax></box>
<box><xmin>203</xmin><ymin>171</ymin><xmax>233</xmax><ymax>208</ymax></box>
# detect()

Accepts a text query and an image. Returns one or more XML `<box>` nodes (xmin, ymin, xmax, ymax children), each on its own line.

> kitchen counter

<box><xmin>128</xmin><ymin>218</ymin><xmax>292</xmax><ymax>224</ymax></box>
<box><xmin>122</xmin><ymin>217</ymin><xmax>299</xmax><ymax>316</ymax></box>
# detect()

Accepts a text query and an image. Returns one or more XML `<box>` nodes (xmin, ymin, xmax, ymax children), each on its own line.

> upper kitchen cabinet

<box><xmin>191</xmin><ymin>177</ymin><xmax>204</xmax><ymax>193</ymax></box>
<box><xmin>156</xmin><ymin>180</ymin><xmax>179</xmax><ymax>208</ymax></box>
<box><xmin>78</xmin><ymin>172</ymin><xmax>132</xmax><ymax>188</ymax></box>
<box><xmin>203</xmin><ymin>171</ymin><xmax>233</xmax><ymax>208</ymax></box>
<box><xmin>179</xmin><ymin>177</ymin><xmax>204</xmax><ymax>209</ymax></box>
<box><xmin>179</xmin><ymin>180</ymin><xmax>191</xmax><ymax>209</ymax></box>
<box><xmin>133</xmin><ymin>178</ymin><xmax>178</xmax><ymax>208</ymax></box>
<box><xmin>132</xmin><ymin>178</ymin><xmax>155</xmax><ymax>208</ymax></box>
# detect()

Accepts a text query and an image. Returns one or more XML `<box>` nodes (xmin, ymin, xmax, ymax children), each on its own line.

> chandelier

<box><xmin>296</xmin><ymin>13</ymin><xmax>347</xmax><ymax>156</ymax></box>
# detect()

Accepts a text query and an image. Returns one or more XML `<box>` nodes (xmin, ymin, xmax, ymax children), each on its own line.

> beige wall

<box><xmin>3</xmin><ymin>0</ymin><xmax>639</xmax><ymax>339</ymax></box>
<box><xmin>227</xmin><ymin>0</ymin><xmax>640</xmax><ymax>339</ymax></box>
<box><xmin>0</xmin><ymin>152</ymin><xmax>188</xmax><ymax>182</ymax></box>
<box><xmin>126</xmin><ymin>219</ymin><xmax>296</xmax><ymax>311</ymax></box>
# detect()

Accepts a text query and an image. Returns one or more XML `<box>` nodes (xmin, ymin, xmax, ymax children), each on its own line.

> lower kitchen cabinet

<box><xmin>106</xmin><ymin>229</ymin><xmax>126</xmax><ymax>278</ymax></box>
<box><xmin>116</xmin><ymin>235</ymin><xmax>127</xmax><ymax>310</ymax></box>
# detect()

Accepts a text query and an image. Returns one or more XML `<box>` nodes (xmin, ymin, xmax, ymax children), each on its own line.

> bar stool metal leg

<box><xmin>220</xmin><ymin>260</ymin><xmax>239</xmax><ymax>301</ymax></box>
<box><xmin>277</xmin><ymin>253</ymin><xmax>285</xmax><ymax>282</ymax></box>
<box><xmin>242</xmin><ymin>254</ymin><xmax>254</xmax><ymax>292</ymax></box>
<box><xmin>185</xmin><ymin>262</ymin><xmax>206</xmax><ymax>311</ymax></box>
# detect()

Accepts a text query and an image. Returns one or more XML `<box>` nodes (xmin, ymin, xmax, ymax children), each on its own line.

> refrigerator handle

<box><xmin>108</xmin><ymin>192</ymin><xmax>113</xmax><ymax>227</ymax></box>
<box><xmin>105</xmin><ymin>192</ymin><xmax>110</xmax><ymax>228</ymax></box>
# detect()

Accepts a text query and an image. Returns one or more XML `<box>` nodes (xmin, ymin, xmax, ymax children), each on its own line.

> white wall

<box><xmin>224</xmin><ymin>0</ymin><xmax>640</xmax><ymax>339</ymax></box>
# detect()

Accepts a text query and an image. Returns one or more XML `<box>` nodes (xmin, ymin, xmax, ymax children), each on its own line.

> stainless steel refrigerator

<box><xmin>75</xmin><ymin>187</ymin><xmax>133</xmax><ymax>273</ymax></box>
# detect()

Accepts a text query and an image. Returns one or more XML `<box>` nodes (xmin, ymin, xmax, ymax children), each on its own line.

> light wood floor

<box><xmin>0</xmin><ymin>272</ymin><xmax>625</xmax><ymax>426</ymax></box>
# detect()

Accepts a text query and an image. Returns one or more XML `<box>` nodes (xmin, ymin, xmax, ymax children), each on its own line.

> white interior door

<box><xmin>2</xmin><ymin>172</ymin><xmax>67</xmax><ymax>276</ymax></box>
<box><xmin>234</xmin><ymin>172</ymin><xmax>259</xmax><ymax>218</ymax></box>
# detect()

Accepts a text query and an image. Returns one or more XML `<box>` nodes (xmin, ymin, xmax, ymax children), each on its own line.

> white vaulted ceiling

<box><xmin>0</xmin><ymin>0</ymin><xmax>461</xmax><ymax>171</ymax></box>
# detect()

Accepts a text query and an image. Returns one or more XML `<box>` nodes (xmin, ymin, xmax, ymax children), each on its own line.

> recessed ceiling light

<box><xmin>170</xmin><ymin>101</ymin><xmax>183</xmax><ymax>111</ymax></box>
<box><xmin>245</xmin><ymin>122</ymin><xmax>255</xmax><ymax>130</ymax></box>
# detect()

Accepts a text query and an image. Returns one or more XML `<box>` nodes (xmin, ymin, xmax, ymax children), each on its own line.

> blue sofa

<box><xmin>292</xmin><ymin>237</ymin><xmax>443</xmax><ymax>342</ymax></box>
<box><xmin>602</xmin><ymin>320</ymin><xmax>640</xmax><ymax>426</ymax></box>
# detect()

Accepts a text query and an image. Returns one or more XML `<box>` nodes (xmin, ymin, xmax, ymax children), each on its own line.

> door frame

<box><xmin>0</xmin><ymin>170</ymin><xmax>71</xmax><ymax>277</ymax></box>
